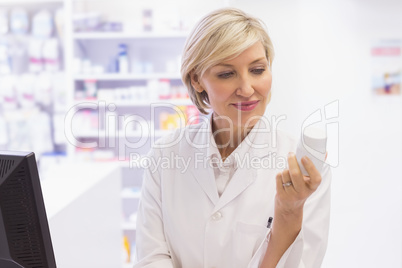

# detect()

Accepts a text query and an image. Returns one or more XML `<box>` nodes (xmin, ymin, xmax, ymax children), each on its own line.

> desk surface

<box><xmin>40</xmin><ymin>162</ymin><xmax>120</xmax><ymax>219</ymax></box>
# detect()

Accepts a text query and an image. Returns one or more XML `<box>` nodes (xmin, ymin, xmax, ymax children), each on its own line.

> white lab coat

<box><xmin>134</xmin><ymin>116</ymin><xmax>331</xmax><ymax>268</ymax></box>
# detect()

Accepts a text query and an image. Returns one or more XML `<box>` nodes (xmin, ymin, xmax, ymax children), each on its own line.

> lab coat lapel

<box><xmin>211</xmin><ymin>122</ymin><xmax>277</xmax><ymax>213</ymax></box>
<box><xmin>186</xmin><ymin>117</ymin><xmax>219</xmax><ymax>206</ymax></box>
<box><xmin>212</xmin><ymin>166</ymin><xmax>257</xmax><ymax>214</ymax></box>
<box><xmin>185</xmin><ymin>114</ymin><xmax>277</xmax><ymax>210</ymax></box>
<box><xmin>189</xmin><ymin>165</ymin><xmax>219</xmax><ymax>206</ymax></box>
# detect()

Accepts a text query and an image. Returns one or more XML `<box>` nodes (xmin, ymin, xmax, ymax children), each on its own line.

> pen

<box><xmin>267</xmin><ymin>217</ymin><xmax>273</xmax><ymax>228</ymax></box>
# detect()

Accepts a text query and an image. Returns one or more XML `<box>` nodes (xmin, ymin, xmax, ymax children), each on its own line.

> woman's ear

<box><xmin>190</xmin><ymin>71</ymin><xmax>203</xmax><ymax>93</ymax></box>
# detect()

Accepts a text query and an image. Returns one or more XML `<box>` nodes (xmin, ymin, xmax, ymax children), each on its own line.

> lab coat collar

<box><xmin>187</xmin><ymin>113</ymin><xmax>278</xmax><ymax>210</ymax></box>
<box><xmin>191</xmin><ymin>113</ymin><xmax>277</xmax><ymax>158</ymax></box>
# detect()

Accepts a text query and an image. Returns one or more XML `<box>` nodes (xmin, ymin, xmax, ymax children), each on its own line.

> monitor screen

<box><xmin>0</xmin><ymin>151</ymin><xmax>56</xmax><ymax>268</ymax></box>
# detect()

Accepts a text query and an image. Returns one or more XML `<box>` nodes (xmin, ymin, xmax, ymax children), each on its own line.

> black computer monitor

<box><xmin>0</xmin><ymin>151</ymin><xmax>56</xmax><ymax>268</ymax></box>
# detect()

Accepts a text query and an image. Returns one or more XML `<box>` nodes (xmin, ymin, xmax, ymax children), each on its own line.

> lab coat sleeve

<box><xmin>248</xmin><ymin>163</ymin><xmax>332</xmax><ymax>268</ymax></box>
<box><xmin>133</xmin><ymin>148</ymin><xmax>174</xmax><ymax>268</ymax></box>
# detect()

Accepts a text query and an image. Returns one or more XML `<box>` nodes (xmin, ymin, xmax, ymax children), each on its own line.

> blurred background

<box><xmin>0</xmin><ymin>0</ymin><xmax>400</xmax><ymax>267</ymax></box>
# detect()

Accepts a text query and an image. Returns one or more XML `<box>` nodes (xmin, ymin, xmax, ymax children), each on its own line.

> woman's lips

<box><xmin>231</xmin><ymin>100</ymin><xmax>260</xmax><ymax>111</ymax></box>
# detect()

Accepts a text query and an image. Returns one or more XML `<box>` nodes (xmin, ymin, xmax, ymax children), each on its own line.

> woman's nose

<box><xmin>235</xmin><ymin>75</ymin><xmax>254</xmax><ymax>97</ymax></box>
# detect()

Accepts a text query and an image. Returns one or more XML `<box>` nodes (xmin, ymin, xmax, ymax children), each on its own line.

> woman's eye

<box><xmin>251</xmin><ymin>68</ymin><xmax>265</xmax><ymax>75</ymax></box>
<box><xmin>218</xmin><ymin>72</ymin><xmax>234</xmax><ymax>79</ymax></box>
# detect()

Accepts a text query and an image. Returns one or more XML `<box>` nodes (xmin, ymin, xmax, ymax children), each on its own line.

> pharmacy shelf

<box><xmin>73</xmin><ymin>129</ymin><xmax>173</xmax><ymax>138</ymax></box>
<box><xmin>121</xmin><ymin>189</ymin><xmax>141</xmax><ymax>199</ymax></box>
<box><xmin>0</xmin><ymin>0</ymin><xmax>62</xmax><ymax>3</ymax></box>
<box><xmin>67</xmin><ymin>6</ymin><xmax>200</xmax><ymax>268</ymax></box>
<box><xmin>73</xmin><ymin>73</ymin><xmax>182</xmax><ymax>80</ymax></box>
<box><xmin>73</xmin><ymin>31</ymin><xmax>188</xmax><ymax>40</ymax></box>
<box><xmin>122</xmin><ymin>222</ymin><xmax>136</xmax><ymax>230</ymax></box>
<box><xmin>73</xmin><ymin>98</ymin><xmax>192</xmax><ymax>107</ymax></box>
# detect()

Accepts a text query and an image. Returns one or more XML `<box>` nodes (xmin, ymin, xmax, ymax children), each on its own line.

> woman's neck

<box><xmin>211</xmin><ymin>112</ymin><xmax>253</xmax><ymax>160</ymax></box>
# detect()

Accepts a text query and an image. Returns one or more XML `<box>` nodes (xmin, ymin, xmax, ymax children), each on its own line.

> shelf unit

<box><xmin>121</xmin><ymin>189</ymin><xmax>141</xmax><ymax>199</ymax></box>
<box><xmin>73</xmin><ymin>73</ymin><xmax>182</xmax><ymax>80</ymax></box>
<box><xmin>0</xmin><ymin>0</ymin><xmax>68</xmax><ymax>155</ymax></box>
<box><xmin>73</xmin><ymin>31</ymin><xmax>189</xmax><ymax>40</ymax></box>
<box><xmin>0</xmin><ymin>0</ymin><xmax>62</xmax><ymax>3</ymax></box>
<box><xmin>67</xmin><ymin>2</ymin><xmax>199</xmax><ymax>267</ymax></box>
<box><xmin>72</xmin><ymin>129</ymin><xmax>173</xmax><ymax>138</ymax></box>
<box><xmin>73</xmin><ymin>98</ymin><xmax>192</xmax><ymax>106</ymax></box>
<box><xmin>69</xmin><ymin>31</ymin><xmax>194</xmax><ymax>155</ymax></box>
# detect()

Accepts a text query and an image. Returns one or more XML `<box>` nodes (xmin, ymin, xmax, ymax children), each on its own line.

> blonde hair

<box><xmin>181</xmin><ymin>7</ymin><xmax>275</xmax><ymax>114</ymax></box>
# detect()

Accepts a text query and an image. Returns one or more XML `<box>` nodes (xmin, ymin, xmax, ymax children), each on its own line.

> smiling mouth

<box><xmin>231</xmin><ymin>100</ymin><xmax>260</xmax><ymax>111</ymax></box>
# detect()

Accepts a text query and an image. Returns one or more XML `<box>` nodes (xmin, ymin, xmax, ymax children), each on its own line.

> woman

<box><xmin>134</xmin><ymin>7</ymin><xmax>331</xmax><ymax>268</ymax></box>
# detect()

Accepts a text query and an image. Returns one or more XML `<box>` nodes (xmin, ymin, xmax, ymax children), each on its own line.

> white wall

<box><xmin>235</xmin><ymin>0</ymin><xmax>402</xmax><ymax>267</ymax></box>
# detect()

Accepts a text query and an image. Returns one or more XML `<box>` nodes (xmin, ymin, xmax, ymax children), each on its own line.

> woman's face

<box><xmin>195</xmin><ymin>42</ymin><xmax>272</xmax><ymax>130</ymax></box>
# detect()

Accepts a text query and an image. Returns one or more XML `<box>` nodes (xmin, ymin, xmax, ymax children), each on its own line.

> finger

<box><xmin>287</xmin><ymin>152</ymin><xmax>303</xmax><ymax>191</ymax></box>
<box><xmin>325</xmin><ymin>152</ymin><xmax>328</xmax><ymax>161</ymax></box>
<box><xmin>301</xmin><ymin>156</ymin><xmax>322</xmax><ymax>190</ymax></box>
<box><xmin>275</xmin><ymin>172</ymin><xmax>285</xmax><ymax>196</ymax></box>
<box><xmin>281</xmin><ymin>169</ymin><xmax>297</xmax><ymax>194</ymax></box>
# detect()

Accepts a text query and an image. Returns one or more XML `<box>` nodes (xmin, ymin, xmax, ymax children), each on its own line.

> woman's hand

<box><xmin>275</xmin><ymin>152</ymin><xmax>323</xmax><ymax>216</ymax></box>
<box><xmin>261</xmin><ymin>152</ymin><xmax>325</xmax><ymax>267</ymax></box>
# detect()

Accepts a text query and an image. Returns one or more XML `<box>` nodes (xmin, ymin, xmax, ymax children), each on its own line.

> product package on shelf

<box><xmin>159</xmin><ymin>105</ymin><xmax>196</xmax><ymax>130</ymax></box>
